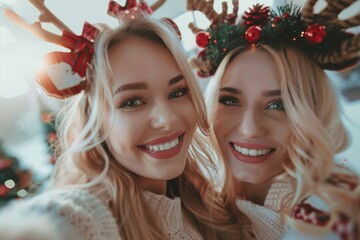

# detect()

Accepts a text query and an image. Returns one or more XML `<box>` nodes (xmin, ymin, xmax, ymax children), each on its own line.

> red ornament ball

<box><xmin>245</xmin><ymin>26</ymin><xmax>262</xmax><ymax>43</ymax></box>
<box><xmin>283</xmin><ymin>12</ymin><xmax>290</xmax><ymax>19</ymax></box>
<box><xmin>273</xmin><ymin>16</ymin><xmax>281</xmax><ymax>23</ymax></box>
<box><xmin>304</xmin><ymin>24</ymin><xmax>326</xmax><ymax>44</ymax></box>
<box><xmin>196</xmin><ymin>31</ymin><xmax>211</xmax><ymax>48</ymax></box>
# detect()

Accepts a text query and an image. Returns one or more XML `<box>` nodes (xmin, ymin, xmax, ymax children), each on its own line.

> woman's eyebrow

<box><xmin>114</xmin><ymin>82</ymin><xmax>147</xmax><ymax>95</ymax></box>
<box><xmin>168</xmin><ymin>74</ymin><xmax>184</xmax><ymax>86</ymax></box>
<box><xmin>220</xmin><ymin>87</ymin><xmax>241</xmax><ymax>95</ymax></box>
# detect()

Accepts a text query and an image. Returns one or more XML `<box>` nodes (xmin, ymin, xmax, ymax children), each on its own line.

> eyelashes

<box><xmin>218</xmin><ymin>95</ymin><xmax>240</xmax><ymax>106</ymax></box>
<box><xmin>117</xmin><ymin>86</ymin><xmax>190</xmax><ymax>110</ymax></box>
<box><xmin>119</xmin><ymin>96</ymin><xmax>145</xmax><ymax>109</ymax></box>
<box><xmin>218</xmin><ymin>95</ymin><xmax>285</xmax><ymax>111</ymax></box>
<box><xmin>168</xmin><ymin>87</ymin><xmax>189</xmax><ymax>99</ymax></box>
<box><xmin>266</xmin><ymin>98</ymin><xmax>285</xmax><ymax>111</ymax></box>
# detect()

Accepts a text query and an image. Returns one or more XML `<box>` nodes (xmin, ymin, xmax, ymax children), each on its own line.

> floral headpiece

<box><xmin>187</xmin><ymin>0</ymin><xmax>360</xmax><ymax>77</ymax></box>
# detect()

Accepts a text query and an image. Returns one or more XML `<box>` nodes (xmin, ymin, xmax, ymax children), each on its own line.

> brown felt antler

<box><xmin>4</xmin><ymin>0</ymin><xmax>72</xmax><ymax>45</ymax></box>
<box><xmin>302</xmin><ymin>0</ymin><xmax>360</xmax><ymax>70</ymax></box>
<box><xmin>186</xmin><ymin>0</ymin><xmax>239</xmax><ymax>33</ymax></box>
<box><xmin>150</xmin><ymin>0</ymin><xmax>166</xmax><ymax>12</ymax></box>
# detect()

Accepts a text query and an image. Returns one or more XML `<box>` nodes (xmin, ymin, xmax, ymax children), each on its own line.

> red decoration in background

<box><xmin>196</xmin><ymin>31</ymin><xmax>211</xmax><ymax>48</ymax></box>
<box><xmin>0</xmin><ymin>158</ymin><xmax>11</xmax><ymax>170</ymax></box>
<box><xmin>304</xmin><ymin>24</ymin><xmax>326</xmax><ymax>44</ymax></box>
<box><xmin>273</xmin><ymin>16</ymin><xmax>281</xmax><ymax>23</ymax></box>
<box><xmin>245</xmin><ymin>26</ymin><xmax>262</xmax><ymax>43</ymax></box>
<box><xmin>0</xmin><ymin>184</ymin><xmax>9</xmax><ymax>197</ymax></box>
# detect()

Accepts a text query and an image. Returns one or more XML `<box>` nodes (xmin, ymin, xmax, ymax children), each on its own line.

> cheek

<box><xmin>177</xmin><ymin>99</ymin><xmax>198</xmax><ymax>130</ymax></box>
<box><xmin>213</xmin><ymin>111</ymin><xmax>232</xmax><ymax>140</ymax></box>
<box><xmin>107</xmin><ymin>112</ymin><xmax>148</xmax><ymax>150</ymax></box>
<box><xmin>272</xmin><ymin>121</ymin><xmax>292</xmax><ymax>146</ymax></box>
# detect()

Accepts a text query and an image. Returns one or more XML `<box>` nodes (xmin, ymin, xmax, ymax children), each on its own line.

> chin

<box><xmin>157</xmin><ymin>163</ymin><xmax>186</xmax><ymax>180</ymax></box>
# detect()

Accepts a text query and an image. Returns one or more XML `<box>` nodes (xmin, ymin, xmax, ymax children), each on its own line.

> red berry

<box><xmin>273</xmin><ymin>16</ymin><xmax>281</xmax><ymax>23</ymax></box>
<box><xmin>245</xmin><ymin>26</ymin><xmax>262</xmax><ymax>43</ymax></box>
<box><xmin>196</xmin><ymin>31</ymin><xmax>211</xmax><ymax>48</ymax></box>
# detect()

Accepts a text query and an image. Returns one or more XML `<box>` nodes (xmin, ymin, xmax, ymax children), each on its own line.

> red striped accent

<box><xmin>37</xmin><ymin>22</ymin><xmax>99</xmax><ymax>99</ymax></box>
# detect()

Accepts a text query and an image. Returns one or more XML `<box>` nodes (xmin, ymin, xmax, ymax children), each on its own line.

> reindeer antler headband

<box><xmin>4</xmin><ymin>0</ymin><xmax>173</xmax><ymax>99</ymax></box>
<box><xmin>4</xmin><ymin>0</ymin><xmax>100</xmax><ymax>99</ymax></box>
<box><xmin>187</xmin><ymin>0</ymin><xmax>360</xmax><ymax>77</ymax></box>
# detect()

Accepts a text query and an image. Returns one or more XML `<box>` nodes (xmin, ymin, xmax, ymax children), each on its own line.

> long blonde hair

<box><xmin>51</xmin><ymin>18</ymin><xmax>240</xmax><ymax>239</ymax></box>
<box><xmin>205</xmin><ymin>44</ymin><xmax>360</xmax><ymax>230</ymax></box>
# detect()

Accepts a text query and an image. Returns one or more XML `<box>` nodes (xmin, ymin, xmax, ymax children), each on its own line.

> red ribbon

<box><xmin>60</xmin><ymin>22</ymin><xmax>100</xmax><ymax>77</ymax></box>
<box><xmin>37</xmin><ymin>22</ymin><xmax>100</xmax><ymax>99</ymax></box>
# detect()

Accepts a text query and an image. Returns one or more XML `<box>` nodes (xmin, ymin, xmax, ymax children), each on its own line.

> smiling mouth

<box><xmin>231</xmin><ymin>143</ymin><xmax>275</xmax><ymax>157</ymax></box>
<box><xmin>140</xmin><ymin>134</ymin><xmax>184</xmax><ymax>152</ymax></box>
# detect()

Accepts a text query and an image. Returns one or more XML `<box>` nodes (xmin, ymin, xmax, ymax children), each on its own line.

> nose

<box><xmin>237</xmin><ymin>109</ymin><xmax>265</xmax><ymax>139</ymax></box>
<box><xmin>150</xmin><ymin>101</ymin><xmax>177</xmax><ymax>130</ymax></box>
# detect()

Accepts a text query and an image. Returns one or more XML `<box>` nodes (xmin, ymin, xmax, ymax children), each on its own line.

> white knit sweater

<box><xmin>236</xmin><ymin>173</ymin><xmax>294</xmax><ymax>240</ymax></box>
<box><xmin>0</xmin><ymin>188</ymin><xmax>202</xmax><ymax>240</ymax></box>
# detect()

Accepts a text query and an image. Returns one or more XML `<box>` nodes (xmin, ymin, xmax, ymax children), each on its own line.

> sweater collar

<box><xmin>263</xmin><ymin>173</ymin><xmax>295</xmax><ymax>212</ymax></box>
<box><xmin>142</xmin><ymin>191</ymin><xmax>183</xmax><ymax>232</ymax></box>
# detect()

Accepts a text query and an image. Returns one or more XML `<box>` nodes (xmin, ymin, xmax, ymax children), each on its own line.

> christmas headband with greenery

<box><xmin>187</xmin><ymin>0</ymin><xmax>360</xmax><ymax>78</ymax></box>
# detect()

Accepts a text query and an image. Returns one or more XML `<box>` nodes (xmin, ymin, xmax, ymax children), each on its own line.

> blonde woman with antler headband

<box><xmin>187</xmin><ymin>0</ymin><xmax>360</xmax><ymax>239</ymax></box>
<box><xmin>0</xmin><ymin>0</ymin><xmax>243</xmax><ymax>239</ymax></box>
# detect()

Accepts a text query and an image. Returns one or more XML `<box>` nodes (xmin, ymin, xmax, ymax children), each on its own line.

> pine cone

<box><xmin>242</xmin><ymin>4</ymin><xmax>270</xmax><ymax>28</ymax></box>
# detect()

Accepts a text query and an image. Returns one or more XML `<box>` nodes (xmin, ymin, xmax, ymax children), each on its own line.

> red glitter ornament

<box><xmin>245</xmin><ymin>26</ymin><xmax>262</xmax><ymax>43</ymax></box>
<box><xmin>196</xmin><ymin>31</ymin><xmax>211</xmax><ymax>48</ymax></box>
<box><xmin>304</xmin><ymin>24</ymin><xmax>326</xmax><ymax>44</ymax></box>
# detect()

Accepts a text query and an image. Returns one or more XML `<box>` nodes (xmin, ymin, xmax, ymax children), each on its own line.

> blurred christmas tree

<box><xmin>0</xmin><ymin>141</ymin><xmax>32</xmax><ymax>207</ymax></box>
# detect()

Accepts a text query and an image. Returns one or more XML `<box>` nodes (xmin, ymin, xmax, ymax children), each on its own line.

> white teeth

<box><xmin>249</xmin><ymin>149</ymin><xmax>257</xmax><ymax>156</ymax></box>
<box><xmin>233</xmin><ymin>144</ymin><xmax>271</xmax><ymax>156</ymax></box>
<box><xmin>145</xmin><ymin>137</ymin><xmax>179</xmax><ymax>152</ymax></box>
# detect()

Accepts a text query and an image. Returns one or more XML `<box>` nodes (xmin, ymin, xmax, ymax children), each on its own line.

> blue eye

<box><xmin>266</xmin><ymin>99</ymin><xmax>285</xmax><ymax>111</ymax></box>
<box><xmin>219</xmin><ymin>95</ymin><xmax>240</xmax><ymax>106</ymax></box>
<box><xmin>169</xmin><ymin>87</ymin><xmax>189</xmax><ymax>99</ymax></box>
<box><xmin>119</xmin><ymin>97</ymin><xmax>145</xmax><ymax>109</ymax></box>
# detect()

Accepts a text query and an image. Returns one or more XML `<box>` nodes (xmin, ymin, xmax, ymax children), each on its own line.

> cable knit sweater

<box><xmin>236</xmin><ymin>173</ymin><xmax>294</xmax><ymax>240</ymax></box>
<box><xmin>0</xmin><ymin>188</ymin><xmax>202</xmax><ymax>240</ymax></box>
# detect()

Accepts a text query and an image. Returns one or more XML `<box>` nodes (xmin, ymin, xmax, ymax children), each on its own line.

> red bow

<box><xmin>37</xmin><ymin>22</ymin><xmax>100</xmax><ymax>99</ymax></box>
<box><xmin>107</xmin><ymin>0</ymin><xmax>153</xmax><ymax>21</ymax></box>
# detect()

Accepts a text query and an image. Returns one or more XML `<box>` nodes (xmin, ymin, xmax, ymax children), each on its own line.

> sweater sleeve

<box><xmin>283</xmin><ymin>194</ymin><xmax>356</xmax><ymax>240</ymax></box>
<box><xmin>0</xmin><ymin>188</ymin><xmax>121</xmax><ymax>240</ymax></box>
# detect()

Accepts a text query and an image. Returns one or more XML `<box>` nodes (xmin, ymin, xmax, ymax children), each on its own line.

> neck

<box><xmin>235</xmin><ymin>176</ymin><xmax>275</xmax><ymax>205</ymax></box>
<box><xmin>138</xmin><ymin>177</ymin><xmax>167</xmax><ymax>195</ymax></box>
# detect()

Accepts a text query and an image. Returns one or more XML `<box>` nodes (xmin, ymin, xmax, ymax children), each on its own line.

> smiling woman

<box><xmin>0</xmin><ymin>18</ymin><xmax>241</xmax><ymax>240</ymax></box>
<box><xmin>197</xmin><ymin>0</ymin><xmax>360</xmax><ymax>239</ymax></box>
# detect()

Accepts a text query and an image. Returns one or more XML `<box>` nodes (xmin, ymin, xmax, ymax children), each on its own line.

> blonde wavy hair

<box><xmin>205</xmin><ymin>45</ymin><xmax>360</xmax><ymax>232</ymax></box>
<box><xmin>50</xmin><ymin>18</ymin><xmax>240</xmax><ymax>239</ymax></box>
